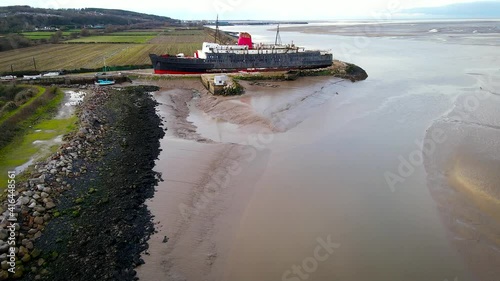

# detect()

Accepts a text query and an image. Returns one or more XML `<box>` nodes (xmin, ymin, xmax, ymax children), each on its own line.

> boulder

<box><xmin>0</xmin><ymin>270</ymin><xmax>8</xmax><ymax>280</ymax></box>
<box><xmin>0</xmin><ymin>245</ymin><xmax>9</xmax><ymax>254</ymax></box>
<box><xmin>33</xmin><ymin>217</ymin><xmax>44</xmax><ymax>225</ymax></box>
<box><xmin>0</xmin><ymin>230</ymin><xmax>7</xmax><ymax>240</ymax></box>
<box><xmin>45</xmin><ymin>202</ymin><xmax>56</xmax><ymax>210</ymax></box>
<box><xmin>19</xmin><ymin>197</ymin><xmax>30</xmax><ymax>205</ymax></box>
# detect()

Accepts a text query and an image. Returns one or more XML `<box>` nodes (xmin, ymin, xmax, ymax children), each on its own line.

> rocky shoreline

<box><xmin>0</xmin><ymin>85</ymin><xmax>164</xmax><ymax>280</ymax></box>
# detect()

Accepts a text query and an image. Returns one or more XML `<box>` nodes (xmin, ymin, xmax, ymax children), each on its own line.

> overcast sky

<box><xmin>1</xmin><ymin>0</ymin><xmax>497</xmax><ymax>20</ymax></box>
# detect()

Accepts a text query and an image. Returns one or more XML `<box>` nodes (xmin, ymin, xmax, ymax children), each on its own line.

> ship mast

<box><xmin>214</xmin><ymin>15</ymin><xmax>220</xmax><ymax>44</ymax></box>
<box><xmin>274</xmin><ymin>23</ymin><xmax>282</xmax><ymax>46</ymax></box>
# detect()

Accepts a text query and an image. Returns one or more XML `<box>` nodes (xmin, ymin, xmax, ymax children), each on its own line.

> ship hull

<box><xmin>149</xmin><ymin>55</ymin><xmax>213</xmax><ymax>74</ymax></box>
<box><xmin>150</xmin><ymin>52</ymin><xmax>333</xmax><ymax>74</ymax></box>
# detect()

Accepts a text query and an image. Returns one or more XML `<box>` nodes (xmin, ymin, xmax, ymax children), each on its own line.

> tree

<box><xmin>80</xmin><ymin>28</ymin><xmax>90</xmax><ymax>37</ymax></box>
<box><xmin>104</xmin><ymin>25</ymin><xmax>116</xmax><ymax>33</ymax></box>
<box><xmin>49</xmin><ymin>30</ymin><xmax>63</xmax><ymax>43</ymax></box>
<box><xmin>0</xmin><ymin>34</ymin><xmax>32</xmax><ymax>51</ymax></box>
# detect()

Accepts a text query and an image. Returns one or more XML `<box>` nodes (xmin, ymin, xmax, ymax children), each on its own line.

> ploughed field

<box><xmin>0</xmin><ymin>29</ymin><xmax>217</xmax><ymax>73</ymax></box>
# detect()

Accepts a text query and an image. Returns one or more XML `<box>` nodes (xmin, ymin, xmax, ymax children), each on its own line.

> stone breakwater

<box><xmin>0</xmin><ymin>85</ymin><xmax>164</xmax><ymax>280</ymax></box>
<box><xmin>0</xmin><ymin>86</ymin><xmax>107</xmax><ymax>279</ymax></box>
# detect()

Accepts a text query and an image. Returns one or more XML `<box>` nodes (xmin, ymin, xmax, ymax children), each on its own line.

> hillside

<box><xmin>0</xmin><ymin>5</ymin><xmax>181</xmax><ymax>33</ymax></box>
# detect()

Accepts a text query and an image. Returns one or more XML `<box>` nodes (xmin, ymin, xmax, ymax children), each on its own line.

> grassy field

<box><xmin>0</xmin><ymin>29</ymin><xmax>233</xmax><ymax>72</ymax></box>
<box><xmin>150</xmin><ymin>30</ymin><xmax>214</xmax><ymax>44</ymax></box>
<box><xmin>162</xmin><ymin>29</ymin><xmax>206</xmax><ymax>36</ymax></box>
<box><xmin>67</xmin><ymin>35</ymin><xmax>156</xmax><ymax>43</ymax></box>
<box><xmin>20</xmin><ymin>31</ymin><xmax>79</xmax><ymax>39</ymax></box>
<box><xmin>109</xmin><ymin>31</ymin><xmax>160</xmax><ymax>36</ymax></box>
<box><xmin>0</xmin><ymin>116</ymin><xmax>77</xmax><ymax>189</ymax></box>
<box><xmin>0</xmin><ymin>87</ymin><xmax>76</xmax><ymax>189</ymax></box>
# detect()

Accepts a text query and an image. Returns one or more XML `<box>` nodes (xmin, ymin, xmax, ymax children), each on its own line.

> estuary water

<box><xmin>138</xmin><ymin>21</ymin><xmax>500</xmax><ymax>281</ymax></box>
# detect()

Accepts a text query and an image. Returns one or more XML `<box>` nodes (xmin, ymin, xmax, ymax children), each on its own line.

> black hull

<box><xmin>149</xmin><ymin>55</ymin><xmax>213</xmax><ymax>74</ymax></box>
<box><xmin>150</xmin><ymin>51</ymin><xmax>333</xmax><ymax>74</ymax></box>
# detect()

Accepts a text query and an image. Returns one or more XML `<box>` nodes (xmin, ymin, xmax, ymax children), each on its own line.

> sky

<box><xmin>1</xmin><ymin>0</ymin><xmax>499</xmax><ymax>20</ymax></box>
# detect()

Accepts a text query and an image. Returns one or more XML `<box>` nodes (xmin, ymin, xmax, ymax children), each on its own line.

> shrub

<box><xmin>0</xmin><ymin>34</ymin><xmax>33</xmax><ymax>52</ymax></box>
<box><xmin>220</xmin><ymin>80</ymin><xmax>244</xmax><ymax>96</ymax></box>
<box><xmin>0</xmin><ymin>100</ymin><xmax>17</xmax><ymax>119</ymax></box>
<box><xmin>0</xmin><ymin>84</ymin><xmax>22</xmax><ymax>101</ymax></box>
<box><xmin>1</xmin><ymin>101</ymin><xmax>17</xmax><ymax>112</ymax></box>
<box><xmin>80</xmin><ymin>28</ymin><xmax>91</xmax><ymax>37</ymax></box>
<box><xmin>14</xmin><ymin>88</ymin><xmax>35</xmax><ymax>104</ymax></box>
<box><xmin>0</xmin><ymin>87</ymin><xmax>60</xmax><ymax>149</ymax></box>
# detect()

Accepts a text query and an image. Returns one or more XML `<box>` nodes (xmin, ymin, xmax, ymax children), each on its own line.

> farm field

<box><xmin>20</xmin><ymin>30</ymin><xmax>80</xmax><ymax>39</ymax></box>
<box><xmin>109</xmin><ymin>31</ymin><xmax>160</xmax><ymax>36</ymax></box>
<box><xmin>0</xmin><ymin>44</ymin><xmax>169</xmax><ymax>72</ymax></box>
<box><xmin>150</xmin><ymin>29</ymin><xmax>214</xmax><ymax>44</ymax></box>
<box><xmin>0</xmin><ymin>29</ymin><xmax>233</xmax><ymax>73</ymax></box>
<box><xmin>67</xmin><ymin>35</ymin><xmax>156</xmax><ymax>43</ymax></box>
<box><xmin>162</xmin><ymin>29</ymin><xmax>206</xmax><ymax>35</ymax></box>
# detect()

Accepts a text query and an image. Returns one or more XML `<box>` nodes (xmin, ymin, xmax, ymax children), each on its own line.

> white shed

<box><xmin>214</xmin><ymin>75</ymin><xmax>228</xmax><ymax>86</ymax></box>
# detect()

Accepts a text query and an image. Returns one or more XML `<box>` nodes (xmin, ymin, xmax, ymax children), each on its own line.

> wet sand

<box><xmin>423</xmin><ymin>87</ymin><xmax>500</xmax><ymax>280</ymax></box>
<box><xmin>136</xmin><ymin>89</ymin><xmax>272</xmax><ymax>281</ymax></box>
<box><xmin>278</xmin><ymin>21</ymin><xmax>500</xmax><ymax>45</ymax></box>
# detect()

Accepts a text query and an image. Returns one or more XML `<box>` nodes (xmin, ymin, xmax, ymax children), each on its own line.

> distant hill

<box><xmin>403</xmin><ymin>1</ymin><xmax>500</xmax><ymax>18</ymax></box>
<box><xmin>0</xmin><ymin>6</ymin><xmax>180</xmax><ymax>33</ymax></box>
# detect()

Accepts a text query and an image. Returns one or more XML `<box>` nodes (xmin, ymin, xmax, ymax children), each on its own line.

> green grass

<box><xmin>0</xmin><ymin>89</ymin><xmax>77</xmax><ymax>190</ymax></box>
<box><xmin>0</xmin><ymin>86</ymin><xmax>45</xmax><ymax>125</ymax></box>
<box><xmin>0</xmin><ymin>116</ymin><xmax>77</xmax><ymax>188</ymax></box>
<box><xmin>163</xmin><ymin>29</ymin><xmax>205</xmax><ymax>36</ymax></box>
<box><xmin>109</xmin><ymin>31</ymin><xmax>160</xmax><ymax>36</ymax></box>
<box><xmin>20</xmin><ymin>31</ymin><xmax>78</xmax><ymax>39</ymax></box>
<box><xmin>67</xmin><ymin>35</ymin><xmax>155</xmax><ymax>43</ymax></box>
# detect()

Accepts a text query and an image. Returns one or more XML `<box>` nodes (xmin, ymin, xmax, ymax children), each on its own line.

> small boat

<box><xmin>95</xmin><ymin>79</ymin><xmax>115</xmax><ymax>86</ymax></box>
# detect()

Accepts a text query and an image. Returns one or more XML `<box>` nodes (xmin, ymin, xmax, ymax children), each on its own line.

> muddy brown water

<box><xmin>137</xmin><ymin>22</ymin><xmax>500</xmax><ymax>281</ymax></box>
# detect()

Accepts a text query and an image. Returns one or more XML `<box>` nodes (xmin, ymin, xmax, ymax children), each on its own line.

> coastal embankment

<box><xmin>0</xmin><ymin>85</ymin><xmax>164</xmax><ymax>280</ymax></box>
